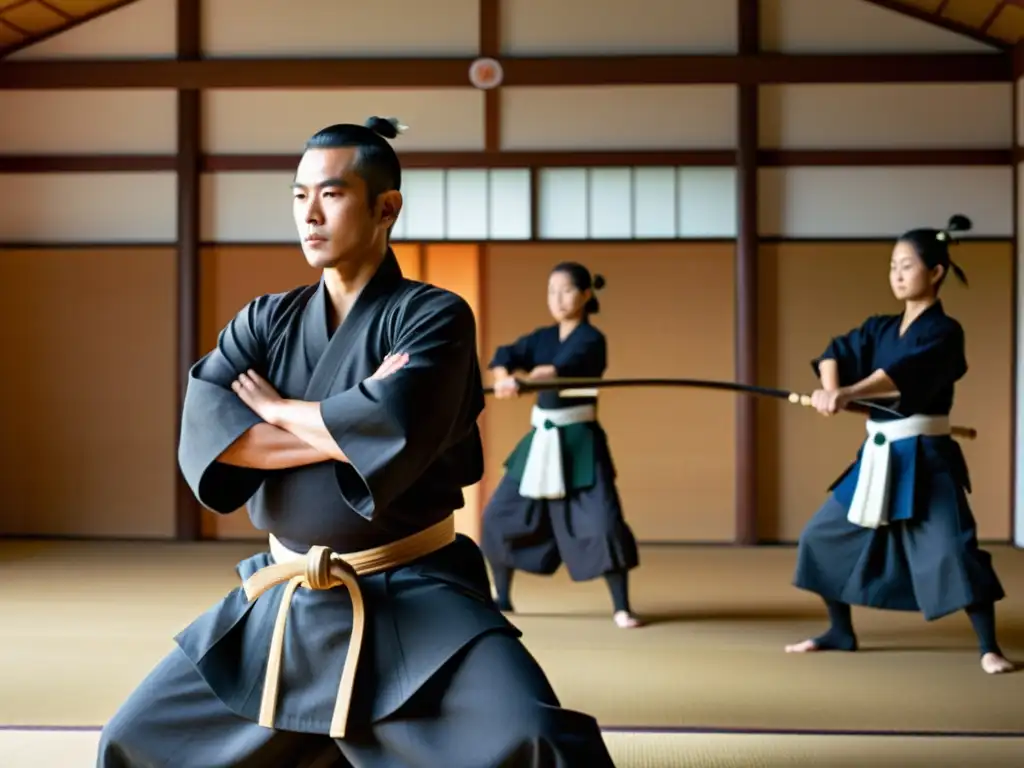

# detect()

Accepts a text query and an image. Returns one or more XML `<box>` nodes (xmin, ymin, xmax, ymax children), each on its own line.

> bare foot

<box><xmin>613</xmin><ymin>611</ymin><xmax>643</xmax><ymax>629</ymax></box>
<box><xmin>784</xmin><ymin>639</ymin><xmax>820</xmax><ymax>653</ymax></box>
<box><xmin>981</xmin><ymin>652</ymin><xmax>1015</xmax><ymax>674</ymax></box>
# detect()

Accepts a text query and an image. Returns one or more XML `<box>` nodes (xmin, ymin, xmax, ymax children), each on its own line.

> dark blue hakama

<box><xmin>481</xmin><ymin>323</ymin><xmax>639</xmax><ymax>583</ymax></box>
<box><xmin>792</xmin><ymin>302</ymin><xmax>1005</xmax><ymax>622</ymax></box>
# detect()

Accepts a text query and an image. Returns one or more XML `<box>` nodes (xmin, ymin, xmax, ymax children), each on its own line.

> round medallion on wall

<box><xmin>469</xmin><ymin>57</ymin><xmax>504</xmax><ymax>90</ymax></box>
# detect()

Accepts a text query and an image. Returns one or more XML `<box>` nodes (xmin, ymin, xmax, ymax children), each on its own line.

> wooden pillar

<box><xmin>480</xmin><ymin>0</ymin><xmax>501</xmax><ymax>152</ymax></box>
<box><xmin>175</xmin><ymin>0</ymin><xmax>202</xmax><ymax>541</ymax></box>
<box><xmin>734</xmin><ymin>0</ymin><xmax>759</xmax><ymax>545</ymax></box>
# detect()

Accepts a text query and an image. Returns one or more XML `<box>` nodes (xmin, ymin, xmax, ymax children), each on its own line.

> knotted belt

<box><xmin>519</xmin><ymin>404</ymin><xmax>597</xmax><ymax>499</ymax></box>
<box><xmin>846</xmin><ymin>415</ymin><xmax>951</xmax><ymax>529</ymax></box>
<box><xmin>240</xmin><ymin>515</ymin><xmax>457</xmax><ymax>738</ymax></box>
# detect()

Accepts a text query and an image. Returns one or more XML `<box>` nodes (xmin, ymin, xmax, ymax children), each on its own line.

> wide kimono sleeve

<box><xmin>810</xmin><ymin>316</ymin><xmax>880</xmax><ymax>386</ymax></box>
<box><xmin>178</xmin><ymin>295</ymin><xmax>275</xmax><ymax>514</ymax></box>
<box><xmin>319</xmin><ymin>292</ymin><xmax>482</xmax><ymax>520</ymax></box>
<box><xmin>488</xmin><ymin>330</ymin><xmax>536</xmax><ymax>373</ymax></box>
<box><xmin>550</xmin><ymin>329</ymin><xmax>606</xmax><ymax>377</ymax></box>
<box><xmin>882</xmin><ymin>322</ymin><xmax>967</xmax><ymax>404</ymax></box>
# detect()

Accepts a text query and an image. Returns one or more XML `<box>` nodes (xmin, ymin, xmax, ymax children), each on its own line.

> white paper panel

<box><xmin>203</xmin><ymin>89</ymin><xmax>485</xmax><ymax>153</ymax></box>
<box><xmin>445</xmin><ymin>170</ymin><xmax>489</xmax><ymax>240</ymax></box>
<box><xmin>7</xmin><ymin>0</ymin><xmax>176</xmax><ymax>59</ymax></box>
<box><xmin>0</xmin><ymin>90</ymin><xmax>177</xmax><ymax>154</ymax></box>
<box><xmin>502</xmin><ymin>0</ymin><xmax>736</xmax><ymax>55</ymax></box>
<box><xmin>489</xmin><ymin>169</ymin><xmax>532</xmax><ymax>240</ymax></box>
<box><xmin>633</xmin><ymin>168</ymin><xmax>677</xmax><ymax>238</ymax></box>
<box><xmin>0</xmin><ymin>173</ymin><xmax>177</xmax><ymax>243</ymax></box>
<box><xmin>202</xmin><ymin>0</ymin><xmax>478</xmax><ymax>57</ymax></box>
<box><xmin>679</xmin><ymin>168</ymin><xmax>737</xmax><ymax>238</ymax></box>
<box><xmin>538</xmin><ymin>169</ymin><xmax>588</xmax><ymax>239</ymax></box>
<box><xmin>502</xmin><ymin>85</ymin><xmax>736</xmax><ymax>150</ymax></box>
<box><xmin>761</xmin><ymin>0</ymin><xmax>996</xmax><ymax>53</ymax></box>
<box><xmin>589</xmin><ymin>168</ymin><xmax>632</xmax><ymax>239</ymax></box>
<box><xmin>401</xmin><ymin>170</ymin><xmax>446</xmax><ymax>240</ymax></box>
<box><xmin>538</xmin><ymin>166</ymin><xmax>737</xmax><ymax>240</ymax></box>
<box><xmin>1017</xmin><ymin>161</ymin><xmax>1024</xmax><ymax>547</ymax></box>
<box><xmin>760</xmin><ymin>84</ymin><xmax>1012</xmax><ymax>149</ymax></box>
<box><xmin>200</xmin><ymin>171</ymin><xmax>295</xmax><ymax>243</ymax></box>
<box><xmin>759</xmin><ymin>167</ymin><xmax>1013</xmax><ymax>238</ymax></box>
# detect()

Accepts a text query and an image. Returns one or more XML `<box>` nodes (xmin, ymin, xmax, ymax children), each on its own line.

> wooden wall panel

<box><xmin>201</xmin><ymin>0</ymin><xmax>479</xmax><ymax>58</ymax></box>
<box><xmin>501</xmin><ymin>85</ymin><xmax>736</xmax><ymax>151</ymax></box>
<box><xmin>501</xmin><ymin>0</ymin><xmax>737</xmax><ymax>55</ymax></box>
<box><xmin>759</xmin><ymin>83</ymin><xmax>1012</xmax><ymax>149</ymax></box>
<box><xmin>757</xmin><ymin>241</ymin><xmax>1012</xmax><ymax>542</ymax></box>
<box><xmin>198</xmin><ymin>243</ymin><xmax>423</xmax><ymax>540</ymax></box>
<box><xmin>0</xmin><ymin>247</ymin><xmax>177</xmax><ymax>538</ymax></box>
<box><xmin>0</xmin><ymin>90</ymin><xmax>177</xmax><ymax>154</ymax></box>
<box><xmin>483</xmin><ymin>243</ymin><xmax>736</xmax><ymax>543</ymax></box>
<box><xmin>0</xmin><ymin>172</ymin><xmax>178</xmax><ymax>245</ymax></box>
<box><xmin>202</xmin><ymin>90</ymin><xmax>485</xmax><ymax>153</ymax></box>
<box><xmin>759</xmin><ymin>167</ymin><xmax>1013</xmax><ymax>238</ymax></box>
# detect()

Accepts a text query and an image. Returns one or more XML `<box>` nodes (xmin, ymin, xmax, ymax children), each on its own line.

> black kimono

<box><xmin>792</xmin><ymin>301</ymin><xmax>1005</xmax><ymax>622</ymax></box>
<box><xmin>97</xmin><ymin>251</ymin><xmax>616</xmax><ymax>768</ymax></box>
<box><xmin>481</xmin><ymin>321</ymin><xmax>639</xmax><ymax>583</ymax></box>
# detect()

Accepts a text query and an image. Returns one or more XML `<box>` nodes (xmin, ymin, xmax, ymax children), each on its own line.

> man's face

<box><xmin>291</xmin><ymin>147</ymin><xmax>396</xmax><ymax>269</ymax></box>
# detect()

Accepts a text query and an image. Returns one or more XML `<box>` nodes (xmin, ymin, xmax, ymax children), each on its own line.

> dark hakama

<box><xmin>793</xmin><ymin>301</ymin><xmax>1005</xmax><ymax>622</ymax></box>
<box><xmin>98</xmin><ymin>251</ymin><xmax>616</xmax><ymax>767</ymax></box>
<box><xmin>481</xmin><ymin>322</ymin><xmax>639</xmax><ymax>583</ymax></box>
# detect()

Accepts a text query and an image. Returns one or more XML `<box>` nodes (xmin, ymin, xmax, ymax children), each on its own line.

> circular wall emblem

<box><xmin>469</xmin><ymin>57</ymin><xmax>503</xmax><ymax>90</ymax></box>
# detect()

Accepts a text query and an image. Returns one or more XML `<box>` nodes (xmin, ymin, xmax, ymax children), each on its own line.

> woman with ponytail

<box><xmin>481</xmin><ymin>262</ymin><xmax>642</xmax><ymax>628</ymax></box>
<box><xmin>785</xmin><ymin>214</ymin><xmax>1014</xmax><ymax>674</ymax></box>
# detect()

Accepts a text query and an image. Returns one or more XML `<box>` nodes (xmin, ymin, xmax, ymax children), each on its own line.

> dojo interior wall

<box><xmin>0</xmin><ymin>0</ymin><xmax>1019</xmax><ymax>544</ymax></box>
<box><xmin>0</xmin><ymin>245</ymin><xmax>178</xmax><ymax>538</ymax></box>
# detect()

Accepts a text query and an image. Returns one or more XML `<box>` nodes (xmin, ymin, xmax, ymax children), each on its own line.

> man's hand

<box><xmin>233</xmin><ymin>369</ymin><xmax>286</xmax><ymax>425</ymax></box>
<box><xmin>810</xmin><ymin>387</ymin><xmax>849</xmax><ymax>416</ymax></box>
<box><xmin>493</xmin><ymin>376</ymin><xmax>520</xmax><ymax>399</ymax></box>
<box><xmin>371</xmin><ymin>352</ymin><xmax>409</xmax><ymax>380</ymax></box>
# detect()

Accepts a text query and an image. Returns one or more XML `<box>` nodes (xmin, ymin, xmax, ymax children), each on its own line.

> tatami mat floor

<box><xmin>1</xmin><ymin>539</ymin><xmax>1021</xmax><ymax>765</ymax></box>
<box><xmin>3</xmin><ymin>728</ymin><xmax>1023</xmax><ymax>767</ymax></box>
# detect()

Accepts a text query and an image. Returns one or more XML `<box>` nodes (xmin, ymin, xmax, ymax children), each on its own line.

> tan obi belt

<box><xmin>240</xmin><ymin>515</ymin><xmax>457</xmax><ymax>739</ymax></box>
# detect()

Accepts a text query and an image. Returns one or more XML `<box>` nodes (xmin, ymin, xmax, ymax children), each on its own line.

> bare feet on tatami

<box><xmin>495</xmin><ymin>604</ymin><xmax>643</xmax><ymax>628</ymax></box>
<box><xmin>784</xmin><ymin>639</ymin><xmax>821</xmax><ymax>653</ymax></box>
<box><xmin>613</xmin><ymin>611</ymin><xmax>643</xmax><ymax>629</ymax></box>
<box><xmin>785</xmin><ymin>640</ymin><xmax>1016</xmax><ymax>674</ymax></box>
<box><xmin>981</xmin><ymin>652</ymin><xmax>1015</xmax><ymax>674</ymax></box>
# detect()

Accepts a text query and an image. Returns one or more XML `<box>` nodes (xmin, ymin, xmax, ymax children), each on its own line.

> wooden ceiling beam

<box><xmin>0</xmin><ymin>148</ymin><xmax>1010</xmax><ymax>173</ymax></box>
<box><xmin>0</xmin><ymin>51</ymin><xmax>1010</xmax><ymax>89</ymax></box>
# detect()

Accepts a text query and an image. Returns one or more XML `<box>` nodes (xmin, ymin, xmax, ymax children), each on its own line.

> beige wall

<box><xmin>0</xmin><ymin>240</ymin><xmax>1011</xmax><ymax>543</ymax></box>
<box><xmin>0</xmin><ymin>247</ymin><xmax>177</xmax><ymax>538</ymax></box>
<box><xmin>0</xmin><ymin>0</ymin><xmax>1015</xmax><ymax>544</ymax></box>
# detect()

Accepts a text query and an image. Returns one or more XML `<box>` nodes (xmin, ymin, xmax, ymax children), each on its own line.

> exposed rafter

<box><xmin>862</xmin><ymin>0</ymin><xmax>1024</xmax><ymax>49</ymax></box>
<box><xmin>0</xmin><ymin>0</ymin><xmax>143</xmax><ymax>58</ymax></box>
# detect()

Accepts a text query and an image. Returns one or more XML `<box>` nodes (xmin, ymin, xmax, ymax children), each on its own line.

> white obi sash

<box><xmin>518</xmin><ymin>404</ymin><xmax>596</xmax><ymax>500</ymax></box>
<box><xmin>846</xmin><ymin>415</ymin><xmax>951</xmax><ymax>529</ymax></box>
